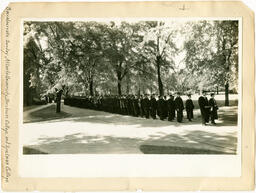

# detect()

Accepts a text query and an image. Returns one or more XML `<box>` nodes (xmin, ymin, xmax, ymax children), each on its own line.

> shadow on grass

<box><xmin>139</xmin><ymin>145</ymin><xmax>231</xmax><ymax>154</ymax></box>
<box><xmin>63</xmin><ymin>106</ymin><xmax>237</xmax><ymax>128</ymax></box>
<box><xmin>23</xmin><ymin>146</ymin><xmax>48</xmax><ymax>154</ymax></box>
<box><xmin>23</xmin><ymin>129</ymin><xmax>237</xmax><ymax>155</ymax></box>
<box><xmin>23</xmin><ymin>102</ymin><xmax>238</xmax><ymax>128</ymax></box>
<box><xmin>24</xmin><ymin>105</ymin><xmax>71</xmax><ymax>123</ymax></box>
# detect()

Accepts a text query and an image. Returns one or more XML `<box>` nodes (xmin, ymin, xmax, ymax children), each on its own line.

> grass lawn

<box><xmin>24</xmin><ymin>104</ymin><xmax>71</xmax><ymax>123</ymax></box>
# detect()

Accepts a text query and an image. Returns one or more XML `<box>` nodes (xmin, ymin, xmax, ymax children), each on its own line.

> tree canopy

<box><xmin>23</xmin><ymin>20</ymin><xmax>239</xmax><ymax>105</ymax></box>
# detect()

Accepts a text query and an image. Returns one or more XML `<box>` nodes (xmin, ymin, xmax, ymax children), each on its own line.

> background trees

<box><xmin>23</xmin><ymin>20</ymin><xmax>239</xmax><ymax>106</ymax></box>
<box><xmin>183</xmin><ymin>20</ymin><xmax>238</xmax><ymax>105</ymax></box>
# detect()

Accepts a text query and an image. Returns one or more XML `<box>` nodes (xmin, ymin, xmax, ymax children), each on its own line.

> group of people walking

<box><xmin>64</xmin><ymin>91</ymin><xmax>219</xmax><ymax>125</ymax></box>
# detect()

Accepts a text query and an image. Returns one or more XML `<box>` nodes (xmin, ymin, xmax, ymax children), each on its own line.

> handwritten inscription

<box><xmin>2</xmin><ymin>6</ymin><xmax>11</xmax><ymax>183</ymax></box>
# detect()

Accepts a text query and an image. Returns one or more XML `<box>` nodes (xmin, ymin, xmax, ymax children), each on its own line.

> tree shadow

<box><xmin>24</xmin><ymin>104</ymin><xmax>238</xmax><ymax>128</ymax></box>
<box><xmin>24</xmin><ymin>105</ymin><xmax>71</xmax><ymax>123</ymax></box>
<box><xmin>60</xmin><ymin>106</ymin><xmax>238</xmax><ymax>128</ymax></box>
<box><xmin>23</xmin><ymin>129</ymin><xmax>237</xmax><ymax>155</ymax></box>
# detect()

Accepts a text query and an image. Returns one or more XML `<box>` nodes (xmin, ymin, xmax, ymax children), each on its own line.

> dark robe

<box><xmin>167</xmin><ymin>98</ymin><xmax>176</xmax><ymax>121</ymax></box>
<box><xmin>133</xmin><ymin>98</ymin><xmax>140</xmax><ymax>117</ymax></box>
<box><xmin>198</xmin><ymin>96</ymin><xmax>210</xmax><ymax>124</ymax></box>
<box><xmin>157</xmin><ymin>98</ymin><xmax>166</xmax><ymax>120</ymax></box>
<box><xmin>150</xmin><ymin>97</ymin><xmax>157</xmax><ymax>119</ymax></box>
<box><xmin>124</xmin><ymin>98</ymin><xmax>129</xmax><ymax>115</ymax></box>
<box><xmin>140</xmin><ymin>98</ymin><xmax>146</xmax><ymax>117</ymax></box>
<box><xmin>175</xmin><ymin>96</ymin><xmax>184</xmax><ymax>123</ymax></box>
<box><xmin>209</xmin><ymin>98</ymin><xmax>218</xmax><ymax>122</ymax></box>
<box><xmin>56</xmin><ymin>89</ymin><xmax>63</xmax><ymax>113</ymax></box>
<box><xmin>144</xmin><ymin>98</ymin><xmax>150</xmax><ymax>119</ymax></box>
<box><xmin>127</xmin><ymin>98</ymin><xmax>133</xmax><ymax>115</ymax></box>
<box><xmin>163</xmin><ymin>99</ymin><xmax>168</xmax><ymax>119</ymax></box>
<box><xmin>185</xmin><ymin>99</ymin><xmax>194</xmax><ymax>121</ymax></box>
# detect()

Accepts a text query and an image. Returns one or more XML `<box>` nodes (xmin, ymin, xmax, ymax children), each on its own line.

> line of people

<box><xmin>64</xmin><ymin>91</ymin><xmax>218</xmax><ymax>125</ymax></box>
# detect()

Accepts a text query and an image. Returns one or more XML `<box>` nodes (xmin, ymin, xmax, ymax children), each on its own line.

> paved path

<box><xmin>22</xmin><ymin>104</ymin><xmax>238</xmax><ymax>154</ymax></box>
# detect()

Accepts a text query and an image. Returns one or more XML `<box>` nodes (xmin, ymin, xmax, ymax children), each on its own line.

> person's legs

<box><xmin>211</xmin><ymin>111</ymin><xmax>216</xmax><ymax>124</ymax></box>
<box><xmin>187</xmin><ymin>110</ymin><xmax>192</xmax><ymax>121</ymax></box>
<box><xmin>200</xmin><ymin>109</ymin><xmax>206</xmax><ymax>125</ymax></box>
<box><xmin>177</xmin><ymin>111</ymin><xmax>182</xmax><ymax>122</ymax></box>
<box><xmin>152</xmin><ymin>109</ymin><xmax>156</xmax><ymax>119</ymax></box>
<box><xmin>145</xmin><ymin>108</ymin><xmax>149</xmax><ymax>119</ymax></box>
<box><xmin>205</xmin><ymin>109</ymin><xmax>210</xmax><ymax>123</ymax></box>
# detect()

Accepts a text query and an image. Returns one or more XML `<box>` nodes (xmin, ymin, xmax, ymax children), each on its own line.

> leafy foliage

<box><xmin>23</xmin><ymin>20</ymin><xmax>238</xmax><ymax>105</ymax></box>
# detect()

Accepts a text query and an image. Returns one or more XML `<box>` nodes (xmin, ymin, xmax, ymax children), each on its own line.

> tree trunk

<box><xmin>89</xmin><ymin>79</ymin><xmax>94</xmax><ymax>96</ymax></box>
<box><xmin>225</xmin><ymin>82</ymin><xmax>229</xmax><ymax>106</ymax></box>
<box><xmin>156</xmin><ymin>56</ymin><xmax>163</xmax><ymax>96</ymax></box>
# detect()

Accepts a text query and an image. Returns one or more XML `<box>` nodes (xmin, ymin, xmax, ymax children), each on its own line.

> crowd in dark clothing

<box><xmin>64</xmin><ymin>91</ymin><xmax>218</xmax><ymax>125</ymax></box>
<box><xmin>64</xmin><ymin>93</ymin><xmax>201</xmax><ymax>123</ymax></box>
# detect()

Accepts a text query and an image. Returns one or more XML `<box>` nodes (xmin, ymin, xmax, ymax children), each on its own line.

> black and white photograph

<box><xmin>22</xmin><ymin>19</ymin><xmax>240</xmax><ymax>155</ymax></box>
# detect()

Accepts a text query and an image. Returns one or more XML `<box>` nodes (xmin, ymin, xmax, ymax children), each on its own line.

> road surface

<box><xmin>22</xmin><ymin>103</ymin><xmax>238</xmax><ymax>154</ymax></box>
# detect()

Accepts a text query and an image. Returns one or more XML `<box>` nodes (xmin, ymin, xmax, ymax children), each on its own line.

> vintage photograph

<box><xmin>22</xmin><ymin>19</ymin><xmax>239</xmax><ymax>155</ymax></box>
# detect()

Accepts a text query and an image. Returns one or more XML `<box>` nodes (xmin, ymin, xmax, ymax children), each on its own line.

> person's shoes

<box><xmin>211</xmin><ymin>122</ymin><xmax>216</xmax><ymax>125</ymax></box>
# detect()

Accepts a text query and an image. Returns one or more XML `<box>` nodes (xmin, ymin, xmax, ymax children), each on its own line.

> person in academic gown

<box><xmin>150</xmin><ymin>94</ymin><xmax>157</xmax><ymax>119</ymax></box>
<box><xmin>209</xmin><ymin>93</ymin><xmax>219</xmax><ymax>124</ymax></box>
<box><xmin>144</xmin><ymin>94</ymin><xmax>150</xmax><ymax>119</ymax></box>
<box><xmin>167</xmin><ymin>94</ymin><xmax>176</xmax><ymax>121</ymax></box>
<box><xmin>198</xmin><ymin>91</ymin><xmax>210</xmax><ymax>125</ymax></box>
<box><xmin>55</xmin><ymin>88</ymin><xmax>63</xmax><ymax>113</ymax></box>
<box><xmin>157</xmin><ymin>95</ymin><xmax>166</xmax><ymax>120</ymax></box>
<box><xmin>174</xmin><ymin>92</ymin><xmax>184</xmax><ymax>123</ymax></box>
<box><xmin>185</xmin><ymin>94</ymin><xmax>194</xmax><ymax>121</ymax></box>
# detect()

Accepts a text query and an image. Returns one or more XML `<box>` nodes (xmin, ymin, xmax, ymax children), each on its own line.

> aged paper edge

<box><xmin>1</xmin><ymin>1</ymin><xmax>255</xmax><ymax>191</ymax></box>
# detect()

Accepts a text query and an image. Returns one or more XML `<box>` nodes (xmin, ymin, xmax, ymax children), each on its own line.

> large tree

<box><xmin>184</xmin><ymin>20</ymin><xmax>238</xmax><ymax>105</ymax></box>
<box><xmin>142</xmin><ymin>21</ymin><xmax>177</xmax><ymax>96</ymax></box>
<box><xmin>101</xmin><ymin>21</ymin><xmax>144</xmax><ymax>95</ymax></box>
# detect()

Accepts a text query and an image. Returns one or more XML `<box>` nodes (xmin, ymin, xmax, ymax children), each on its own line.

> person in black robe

<box><xmin>185</xmin><ymin>94</ymin><xmax>194</xmax><ymax>121</ymax></box>
<box><xmin>150</xmin><ymin>94</ymin><xmax>157</xmax><ymax>119</ymax></box>
<box><xmin>138</xmin><ymin>95</ymin><xmax>143</xmax><ymax>117</ymax></box>
<box><xmin>55</xmin><ymin>88</ymin><xmax>63</xmax><ymax>113</ymax></box>
<box><xmin>209</xmin><ymin>93</ymin><xmax>219</xmax><ymax>124</ymax></box>
<box><xmin>167</xmin><ymin>94</ymin><xmax>175</xmax><ymax>121</ymax></box>
<box><xmin>163</xmin><ymin>96</ymin><xmax>168</xmax><ymax>119</ymax></box>
<box><xmin>144</xmin><ymin>94</ymin><xmax>150</xmax><ymax>119</ymax></box>
<box><xmin>174</xmin><ymin>92</ymin><xmax>184</xmax><ymax>123</ymax></box>
<box><xmin>127</xmin><ymin>95</ymin><xmax>134</xmax><ymax>116</ymax></box>
<box><xmin>140</xmin><ymin>95</ymin><xmax>145</xmax><ymax>118</ymax></box>
<box><xmin>120</xmin><ymin>95</ymin><xmax>125</xmax><ymax>115</ymax></box>
<box><xmin>157</xmin><ymin>95</ymin><xmax>166</xmax><ymax>120</ymax></box>
<box><xmin>198</xmin><ymin>91</ymin><xmax>210</xmax><ymax>125</ymax></box>
<box><xmin>123</xmin><ymin>96</ymin><xmax>128</xmax><ymax>115</ymax></box>
<box><xmin>133</xmin><ymin>95</ymin><xmax>140</xmax><ymax>117</ymax></box>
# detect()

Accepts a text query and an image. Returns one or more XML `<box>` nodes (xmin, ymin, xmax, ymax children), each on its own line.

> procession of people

<box><xmin>63</xmin><ymin>91</ymin><xmax>219</xmax><ymax>125</ymax></box>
